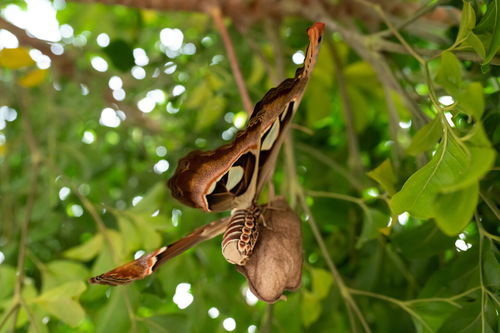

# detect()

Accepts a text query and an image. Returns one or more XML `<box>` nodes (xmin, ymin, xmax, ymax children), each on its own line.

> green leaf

<box><xmin>456</xmin><ymin>82</ymin><xmax>484</xmax><ymax>119</ymax></box>
<box><xmin>436</xmin><ymin>302</ymin><xmax>491</xmax><ymax>333</ymax></box>
<box><xmin>133</xmin><ymin>214</ymin><xmax>162</xmax><ymax>250</ymax></box>
<box><xmin>64</xmin><ymin>234</ymin><xmax>103</xmax><ymax>261</ymax></box>
<box><xmin>483</xmin><ymin>242</ymin><xmax>500</xmax><ymax>287</ymax></box>
<box><xmin>129</xmin><ymin>182</ymin><xmax>166</xmax><ymax>214</ymax></box>
<box><xmin>410</xmin><ymin>301</ymin><xmax>456</xmax><ymax>333</ymax></box>
<box><xmin>344</xmin><ymin>61</ymin><xmax>378</xmax><ymax>93</ymax></box>
<box><xmin>103</xmin><ymin>39</ymin><xmax>135</xmax><ymax>71</ymax></box>
<box><xmin>0</xmin><ymin>266</ymin><xmax>16</xmax><ymax>301</ymax></box>
<box><xmin>464</xmin><ymin>33</ymin><xmax>486</xmax><ymax>59</ymax></box>
<box><xmin>184</xmin><ymin>83</ymin><xmax>212</xmax><ymax>110</ymax></box>
<box><xmin>406</xmin><ymin>116</ymin><xmax>443</xmax><ymax>155</ymax></box>
<box><xmin>301</xmin><ymin>291</ymin><xmax>322</xmax><ymax>327</ymax></box>
<box><xmin>311</xmin><ymin>268</ymin><xmax>333</xmax><ymax>299</ymax></box>
<box><xmin>95</xmin><ymin>289</ymin><xmax>134</xmax><ymax>333</ymax></box>
<box><xmin>247</xmin><ymin>56</ymin><xmax>265</xmax><ymax>86</ymax></box>
<box><xmin>441</xmin><ymin>125</ymin><xmax>496</xmax><ymax>192</ymax></box>
<box><xmin>37</xmin><ymin>299</ymin><xmax>86</xmax><ymax>327</ymax></box>
<box><xmin>36</xmin><ymin>281</ymin><xmax>86</xmax><ymax>301</ymax></box>
<box><xmin>195</xmin><ymin>94</ymin><xmax>226</xmax><ymax>130</ymax></box>
<box><xmin>34</xmin><ymin>281</ymin><xmax>86</xmax><ymax>327</ymax></box>
<box><xmin>479</xmin><ymin>0</ymin><xmax>500</xmax><ymax>64</ymax></box>
<box><xmin>90</xmin><ymin>230</ymin><xmax>126</xmax><ymax>276</ymax></box>
<box><xmin>392</xmin><ymin>222</ymin><xmax>455</xmax><ymax>259</ymax></box>
<box><xmin>475</xmin><ymin>0</ymin><xmax>497</xmax><ymax>33</ymax></box>
<box><xmin>347</xmin><ymin>86</ymin><xmax>369</xmax><ymax>133</ymax></box>
<box><xmin>454</xmin><ymin>0</ymin><xmax>476</xmax><ymax>46</ymax></box>
<box><xmin>358</xmin><ymin>208</ymin><xmax>390</xmax><ymax>247</ymax></box>
<box><xmin>41</xmin><ymin>260</ymin><xmax>89</xmax><ymax>292</ymax></box>
<box><xmin>367</xmin><ymin>159</ymin><xmax>397</xmax><ymax>195</ymax></box>
<box><xmin>433</xmin><ymin>183</ymin><xmax>478</xmax><ymax>236</ymax></box>
<box><xmin>391</xmin><ymin>129</ymin><xmax>469</xmax><ymax>218</ymax></box>
<box><xmin>117</xmin><ymin>216</ymin><xmax>142</xmax><ymax>252</ymax></box>
<box><xmin>141</xmin><ymin>315</ymin><xmax>190</xmax><ymax>333</ymax></box>
<box><xmin>435</xmin><ymin>51</ymin><xmax>462</xmax><ymax>94</ymax></box>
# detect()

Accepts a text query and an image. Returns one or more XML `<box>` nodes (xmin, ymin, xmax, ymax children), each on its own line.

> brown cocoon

<box><xmin>236</xmin><ymin>198</ymin><xmax>303</xmax><ymax>303</ymax></box>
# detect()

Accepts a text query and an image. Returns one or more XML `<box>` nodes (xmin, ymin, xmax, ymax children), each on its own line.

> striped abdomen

<box><xmin>222</xmin><ymin>205</ymin><xmax>260</xmax><ymax>265</ymax></box>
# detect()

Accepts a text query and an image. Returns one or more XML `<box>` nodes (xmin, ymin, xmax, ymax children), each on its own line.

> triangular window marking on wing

<box><xmin>261</xmin><ymin>118</ymin><xmax>280</xmax><ymax>151</ymax></box>
<box><xmin>226</xmin><ymin>166</ymin><xmax>244</xmax><ymax>192</ymax></box>
<box><xmin>281</xmin><ymin>101</ymin><xmax>294</xmax><ymax>124</ymax></box>
<box><xmin>207</xmin><ymin>180</ymin><xmax>217</xmax><ymax>195</ymax></box>
<box><xmin>280</xmin><ymin>104</ymin><xmax>289</xmax><ymax>122</ymax></box>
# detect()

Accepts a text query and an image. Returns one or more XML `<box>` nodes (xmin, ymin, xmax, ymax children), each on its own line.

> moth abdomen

<box><xmin>221</xmin><ymin>205</ymin><xmax>260</xmax><ymax>266</ymax></box>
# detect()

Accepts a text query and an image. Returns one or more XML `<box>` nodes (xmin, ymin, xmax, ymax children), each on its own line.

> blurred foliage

<box><xmin>0</xmin><ymin>0</ymin><xmax>499</xmax><ymax>332</ymax></box>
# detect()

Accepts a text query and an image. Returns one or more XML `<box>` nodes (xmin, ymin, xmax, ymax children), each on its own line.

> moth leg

<box><xmin>258</xmin><ymin>211</ymin><xmax>273</xmax><ymax>231</ymax></box>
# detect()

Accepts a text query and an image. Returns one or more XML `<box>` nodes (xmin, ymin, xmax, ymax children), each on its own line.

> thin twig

<box><xmin>296</xmin><ymin>143</ymin><xmax>364</xmax><ymax>192</ymax></box>
<box><xmin>306</xmin><ymin>190</ymin><xmax>365</xmax><ymax>206</ymax></box>
<box><xmin>328</xmin><ymin>40</ymin><xmax>364</xmax><ymax>177</ymax></box>
<box><xmin>298</xmin><ymin>193</ymin><xmax>372</xmax><ymax>333</ymax></box>
<box><xmin>282</xmin><ymin>116</ymin><xmax>371</xmax><ymax>332</ymax></box>
<box><xmin>303</xmin><ymin>4</ymin><xmax>429</xmax><ymax>128</ymax></box>
<box><xmin>477</xmin><ymin>212</ymin><xmax>487</xmax><ymax>333</ymax></box>
<box><xmin>348</xmin><ymin>288</ymin><xmax>434</xmax><ymax>332</ymax></box>
<box><xmin>20</xmin><ymin>298</ymin><xmax>41</xmax><ymax>333</ymax></box>
<box><xmin>0</xmin><ymin>304</ymin><xmax>19</xmax><ymax>330</ymax></box>
<box><xmin>375</xmin><ymin>0</ymin><xmax>448</xmax><ymax>38</ymax></box>
<box><xmin>290</xmin><ymin>123</ymin><xmax>315</xmax><ymax>136</ymax></box>
<box><xmin>375</xmin><ymin>39</ymin><xmax>500</xmax><ymax>66</ymax></box>
<box><xmin>245</xmin><ymin>36</ymin><xmax>280</xmax><ymax>85</ymax></box>
<box><xmin>71</xmin><ymin>184</ymin><xmax>117</xmax><ymax>259</ymax></box>
<box><xmin>264</xmin><ymin>18</ymin><xmax>285</xmax><ymax>82</ymax></box>
<box><xmin>479</xmin><ymin>191</ymin><xmax>500</xmax><ymax>221</ymax></box>
<box><xmin>382</xmin><ymin>83</ymin><xmax>402</xmax><ymax>168</ymax></box>
<box><xmin>357</xmin><ymin>0</ymin><xmax>425</xmax><ymax>65</ymax></box>
<box><xmin>209</xmin><ymin>6</ymin><xmax>253</xmax><ymax>116</ymax></box>
<box><xmin>260</xmin><ymin>303</ymin><xmax>274</xmax><ymax>333</ymax></box>
<box><xmin>11</xmin><ymin>94</ymin><xmax>42</xmax><ymax>331</ymax></box>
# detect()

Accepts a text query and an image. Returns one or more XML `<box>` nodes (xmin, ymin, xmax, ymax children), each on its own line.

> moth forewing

<box><xmin>168</xmin><ymin>23</ymin><xmax>324</xmax><ymax>214</ymax></box>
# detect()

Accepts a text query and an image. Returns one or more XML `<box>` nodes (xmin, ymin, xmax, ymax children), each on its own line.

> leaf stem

<box><xmin>298</xmin><ymin>192</ymin><xmax>372</xmax><ymax>333</ymax></box>
<box><xmin>348</xmin><ymin>288</ymin><xmax>432</xmax><ymax>332</ymax></box>
<box><xmin>0</xmin><ymin>304</ymin><xmax>19</xmax><ymax>330</ymax></box>
<box><xmin>479</xmin><ymin>191</ymin><xmax>500</xmax><ymax>222</ymax></box>
<box><xmin>296</xmin><ymin>143</ymin><xmax>364</xmax><ymax>192</ymax></box>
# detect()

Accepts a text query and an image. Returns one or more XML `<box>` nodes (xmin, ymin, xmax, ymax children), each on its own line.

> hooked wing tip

<box><xmin>307</xmin><ymin>22</ymin><xmax>325</xmax><ymax>43</ymax></box>
<box><xmin>312</xmin><ymin>22</ymin><xmax>325</xmax><ymax>32</ymax></box>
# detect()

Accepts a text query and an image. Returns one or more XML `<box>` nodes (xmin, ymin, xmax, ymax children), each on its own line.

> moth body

<box><xmin>222</xmin><ymin>205</ymin><xmax>261</xmax><ymax>265</ymax></box>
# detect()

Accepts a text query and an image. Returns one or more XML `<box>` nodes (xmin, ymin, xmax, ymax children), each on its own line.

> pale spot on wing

<box><xmin>207</xmin><ymin>181</ymin><xmax>217</xmax><ymax>194</ymax></box>
<box><xmin>226</xmin><ymin>166</ymin><xmax>244</xmax><ymax>191</ymax></box>
<box><xmin>280</xmin><ymin>105</ymin><xmax>289</xmax><ymax>121</ymax></box>
<box><xmin>261</xmin><ymin>119</ymin><xmax>280</xmax><ymax>151</ymax></box>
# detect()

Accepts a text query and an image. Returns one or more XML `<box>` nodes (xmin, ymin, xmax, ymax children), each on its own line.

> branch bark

<box><xmin>209</xmin><ymin>6</ymin><xmax>254</xmax><ymax>116</ymax></box>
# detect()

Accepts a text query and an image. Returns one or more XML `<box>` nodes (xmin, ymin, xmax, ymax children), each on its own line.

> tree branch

<box><xmin>329</xmin><ymin>40</ymin><xmax>364</xmax><ymax>177</ymax></box>
<box><xmin>209</xmin><ymin>6</ymin><xmax>253</xmax><ymax>116</ymax></box>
